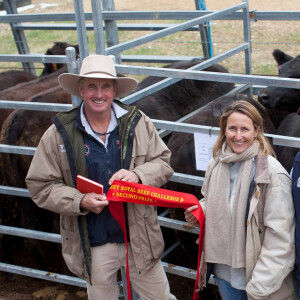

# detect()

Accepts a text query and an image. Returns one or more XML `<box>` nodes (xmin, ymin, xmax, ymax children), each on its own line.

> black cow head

<box><xmin>40</xmin><ymin>42</ymin><xmax>80</xmax><ymax>76</ymax></box>
<box><xmin>258</xmin><ymin>49</ymin><xmax>300</xmax><ymax>112</ymax></box>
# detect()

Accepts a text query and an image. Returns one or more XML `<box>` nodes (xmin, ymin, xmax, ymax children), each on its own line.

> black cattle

<box><xmin>0</xmin><ymin>86</ymin><xmax>71</xmax><ymax>273</ymax></box>
<box><xmin>166</xmin><ymin>94</ymin><xmax>275</xmax><ymax>198</ymax></box>
<box><xmin>258</xmin><ymin>49</ymin><xmax>300</xmax><ymax>172</ymax></box>
<box><xmin>41</xmin><ymin>42</ymin><xmax>79</xmax><ymax>75</ymax></box>
<box><xmin>0</xmin><ymin>70</ymin><xmax>36</xmax><ymax>92</ymax></box>
<box><xmin>0</xmin><ymin>42</ymin><xmax>79</xmax><ymax>129</ymax></box>
<box><xmin>134</xmin><ymin>59</ymin><xmax>234</xmax><ymax>121</ymax></box>
<box><xmin>273</xmin><ymin>112</ymin><xmax>300</xmax><ymax>173</ymax></box>
<box><xmin>258</xmin><ymin>49</ymin><xmax>300</xmax><ymax>112</ymax></box>
<box><xmin>0</xmin><ymin>67</ymin><xmax>67</xmax><ymax>129</ymax></box>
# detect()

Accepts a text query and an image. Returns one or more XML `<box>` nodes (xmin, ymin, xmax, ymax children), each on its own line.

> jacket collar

<box><xmin>254</xmin><ymin>155</ymin><xmax>270</xmax><ymax>184</ymax></box>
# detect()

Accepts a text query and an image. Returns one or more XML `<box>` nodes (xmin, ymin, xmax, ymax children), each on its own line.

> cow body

<box><xmin>258</xmin><ymin>49</ymin><xmax>300</xmax><ymax>172</ymax></box>
<box><xmin>0</xmin><ymin>70</ymin><xmax>36</xmax><ymax>92</ymax></box>
<box><xmin>134</xmin><ymin>59</ymin><xmax>234</xmax><ymax>121</ymax></box>
<box><xmin>258</xmin><ymin>49</ymin><xmax>300</xmax><ymax>112</ymax></box>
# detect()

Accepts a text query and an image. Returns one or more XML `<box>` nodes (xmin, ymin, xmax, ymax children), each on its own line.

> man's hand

<box><xmin>80</xmin><ymin>193</ymin><xmax>108</xmax><ymax>214</ymax></box>
<box><xmin>184</xmin><ymin>205</ymin><xmax>199</xmax><ymax>225</ymax></box>
<box><xmin>109</xmin><ymin>169</ymin><xmax>139</xmax><ymax>185</ymax></box>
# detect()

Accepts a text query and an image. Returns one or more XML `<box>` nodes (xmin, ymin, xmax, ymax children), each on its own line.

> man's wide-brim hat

<box><xmin>58</xmin><ymin>55</ymin><xmax>138</xmax><ymax>98</ymax></box>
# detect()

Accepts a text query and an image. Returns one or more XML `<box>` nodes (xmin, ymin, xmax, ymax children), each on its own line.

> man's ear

<box><xmin>78</xmin><ymin>81</ymin><xmax>84</xmax><ymax>98</ymax></box>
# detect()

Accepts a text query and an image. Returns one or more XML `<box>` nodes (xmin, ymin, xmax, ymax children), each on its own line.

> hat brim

<box><xmin>58</xmin><ymin>73</ymin><xmax>138</xmax><ymax>98</ymax></box>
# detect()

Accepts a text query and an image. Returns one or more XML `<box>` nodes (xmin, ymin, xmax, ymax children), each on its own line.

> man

<box><xmin>26</xmin><ymin>55</ymin><xmax>176</xmax><ymax>300</ymax></box>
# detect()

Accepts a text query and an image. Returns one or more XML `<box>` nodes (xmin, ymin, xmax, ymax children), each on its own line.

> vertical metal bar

<box><xmin>120</xmin><ymin>267</ymin><xmax>128</xmax><ymax>300</ymax></box>
<box><xmin>102</xmin><ymin>0</ymin><xmax>121</xmax><ymax>63</ymax></box>
<box><xmin>194</xmin><ymin>0</ymin><xmax>212</xmax><ymax>59</ymax></box>
<box><xmin>73</xmin><ymin>0</ymin><xmax>89</xmax><ymax>61</ymax></box>
<box><xmin>242</xmin><ymin>0</ymin><xmax>253</xmax><ymax>96</ymax></box>
<box><xmin>3</xmin><ymin>0</ymin><xmax>36</xmax><ymax>75</ymax></box>
<box><xmin>65</xmin><ymin>47</ymin><xmax>82</xmax><ymax>106</ymax></box>
<box><xmin>90</xmin><ymin>0</ymin><xmax>106</xmax><ymax>54</ymax></box>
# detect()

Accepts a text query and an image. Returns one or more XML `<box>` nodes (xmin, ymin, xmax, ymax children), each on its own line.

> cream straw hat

<box><xmin>58</xmin><ymin>55</ymin><xmax>138</xmax><ymax>98</ymax></box>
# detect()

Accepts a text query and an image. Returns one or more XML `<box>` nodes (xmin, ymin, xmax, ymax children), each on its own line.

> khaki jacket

<box><xmin>200</xmin><ymin>155</ymin><xmax>296</xmax><ymax>299</ymax></box>
<box><xmin>245</xmin><ymin>155</ymin><xmax>296</xmax><ymax>299</ymax></box>
<box><xmin>26</xmin><ymin>101</ymin><xmax>173</xmax><ymax>282</ymax></box>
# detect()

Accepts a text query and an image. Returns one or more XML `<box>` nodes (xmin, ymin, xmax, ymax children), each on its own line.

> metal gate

<box><xmin>0</xmin><ymin>0</ymin><xmax>300</xmax><ymax>299</ymax></box>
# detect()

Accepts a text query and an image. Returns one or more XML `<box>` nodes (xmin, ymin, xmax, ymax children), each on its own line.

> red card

<box><xmin>76</xmin><ymin>175</ymin><xmax>104</xmax><ymax>195</ymax></box>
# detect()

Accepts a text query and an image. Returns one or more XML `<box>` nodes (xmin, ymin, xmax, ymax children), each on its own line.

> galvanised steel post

<box><xmin>3</xmin><ymin>0</ymin><xmax>36</xmax><ymax>76</ymax></box>
<box><xmin>91</xmin><ymin>0</ymin><xmax>106</xmax><ymax>55</ymax></box>
<box><xmin>242</xmin><ymin>0</ymin><xmax>253</xmax><ymax>96</ymax></box>
<box><xmin>102</xmin><ymin>0</ymin><xmax>121</xmax><ymax>63</ymax></box>
<box><xmin>66</xmin><ymin>46</ymin><xmax>82</xmax><ymax>106</ymax></box>
<box><xmin>73</xmin><ymin>0</ymin><xmax>89</xmax><ymax>61</ymax></box>
<box><xmin>194</xmin><ymin>0</ymin><xmax>212</xmax><ymax>59</ymax></box>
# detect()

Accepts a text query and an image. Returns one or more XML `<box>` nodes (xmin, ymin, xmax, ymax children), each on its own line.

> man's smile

<box><xmin>92</xmin><ymin>99</ymin><xmax>105</xmax><ymax>104</ymax></box>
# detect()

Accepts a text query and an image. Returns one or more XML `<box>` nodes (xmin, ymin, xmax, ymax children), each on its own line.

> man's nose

<box><xmin>95</xmin><ymin>88</ymin><xmax>103</xmax><ymax>98</ymax></box>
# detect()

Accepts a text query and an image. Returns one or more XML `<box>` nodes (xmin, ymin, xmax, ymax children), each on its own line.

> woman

<box><xmin>185</xmin><ymin>101</ymin><xmax>296</xmax><ymax>299</ymax></box>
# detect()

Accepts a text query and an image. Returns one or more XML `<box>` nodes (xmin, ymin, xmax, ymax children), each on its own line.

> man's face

<box><xmin>78</xmin><ymin>78</ymin><xmax>116</xmax><ymax>117</ymax></box>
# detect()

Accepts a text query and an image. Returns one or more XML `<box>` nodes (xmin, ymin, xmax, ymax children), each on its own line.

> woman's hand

<box><xmin>184</xmin><ymin>205</ymin><xmax>199</xmax><ymax>225</ymax></box>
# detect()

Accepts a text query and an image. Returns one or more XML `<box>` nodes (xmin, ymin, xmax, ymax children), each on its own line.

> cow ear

<box><xmin>272</xmin><ymin>49</ymin><xmax>293</xmax><ymax>65</ymax></box>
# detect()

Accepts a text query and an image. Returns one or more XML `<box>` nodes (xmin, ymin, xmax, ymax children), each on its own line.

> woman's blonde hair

<box><xmin>212</xmin><ymin>100</ymin><xmax>276</xmax><ymax>158</ymax></box>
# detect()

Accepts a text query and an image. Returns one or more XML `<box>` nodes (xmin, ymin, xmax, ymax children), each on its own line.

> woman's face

<box><xmin>225</xmin><ymin>112</ymin><xmax>258</xmax><ymax>154</ymax></box>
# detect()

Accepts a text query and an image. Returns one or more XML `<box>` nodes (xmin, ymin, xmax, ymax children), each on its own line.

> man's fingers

<box><xmin>80</xmin><ymin>193</ymin><xmax>109</xmax><ymax>213</ymax></box>
<box><xmin>97</xmin><ymin>200</ymin><xmax>109</xmax><ymax>206</ymax></box>
<box><xmin>109</xmin><ymin>169</ymin><xmax>139</xmax><ymax>184</ymax></box>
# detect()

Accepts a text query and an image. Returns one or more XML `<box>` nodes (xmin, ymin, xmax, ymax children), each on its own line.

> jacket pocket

<box><xmin>134</xmin><ymin>155</ymin><xmax>146</xmax><ymax>167</ymax></box>
<box><xmin>60</xmin><ymin>224</ymin><xmax>84</xmax><ymax>278</ymax></box>
<box><xmin>144</xmin><ymin>208</ymin><xmax>164</xmax><ymax>259</ymax></box>
<box><xmin>252</xmin><ymin>211</ymin><xmax>262</xmax><ymax>257</ymax></box>
<box><xmin>57</xmin><ymin>146</ymin><xmax>73</xmax><ymax>186</ymax></box>
<box><xmin>130</xmin><ymin>142</ymin><xmax>147</xmax><ymax>169</ymax></box>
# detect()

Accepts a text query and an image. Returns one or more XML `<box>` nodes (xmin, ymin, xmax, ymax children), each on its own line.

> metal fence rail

<box><xmin>1</xmin><ymin>11</ymin><xmax>300</xmax><ymax>23</ymax></box>
<box><xmin>0</xmin><ymin>0</ymin><xmax>300</xmax><ymax>297</ymax></box>
<box><xmin>0</xmin><ymin>218</ymin><xmax>200</xmax><ymax>285</ymax></box>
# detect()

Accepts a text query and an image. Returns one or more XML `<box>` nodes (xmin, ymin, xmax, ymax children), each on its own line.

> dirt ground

<box><xmin>0</xmin><ymin>0</ymin><xmax>299</xmax><ymax>299</ymax></box>
<box><xmin>0</xmin><ymin>272</ymin><xmax>87</xmax><ymax>300</ymax></box>
<box><xmin>0</xmin><ymin>270</ymin><xmax>197</xmax><ymax>300</ymax></box>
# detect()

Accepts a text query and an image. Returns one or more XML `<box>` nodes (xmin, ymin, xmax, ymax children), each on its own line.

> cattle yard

<box><xmin>0</xmin><ymin>0</ymin><xmax>300</xmax><ymax>299</ymax></box>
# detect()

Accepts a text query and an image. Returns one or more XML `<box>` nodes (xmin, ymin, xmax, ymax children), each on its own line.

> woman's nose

<box><xmin>235</xmin><ymin>131</ymin><xmax>242</xmax><ymax>140</ymax></box>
